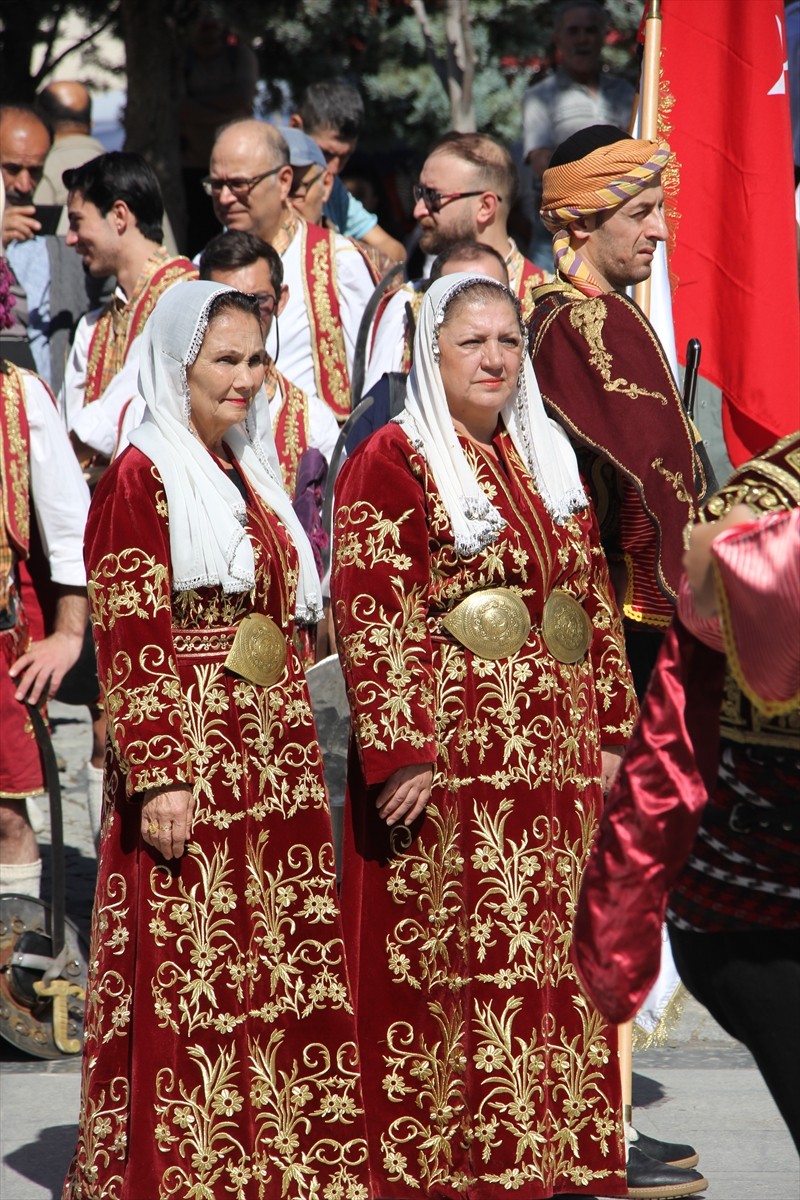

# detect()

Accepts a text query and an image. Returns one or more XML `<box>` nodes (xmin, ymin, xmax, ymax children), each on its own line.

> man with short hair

<box><xmin>364</xmin><ymin>132</ymin><xmax>547</xmax><ymax>394</ymax></box>
<box><xmin>523</xmin><ymin>1</ymin><xmax>635</xmax><ymax>181</ymax></box>
<box><xmin>0</xmin><ymin>104</ymin><xmax>102</xmax><ymax>391</ymax></box>
<box><xmin>207</xmin><ymin>119</ymin><xmax>377</xmax><ymax>423</ymax></box>
<box><xmin>292</xmin><ymin>80</ymin><xmax>406</xmax><ymax>264</ymax></box>
<box><xmin>34</xmin><ymin>81</ymin><xmax>105</xmax><ymax>206</ymax></box>
<box><xmin>281</xmin><ymin>127</ymin><xmax>334</xmax><ymax>228</ymax></box>
<box><xmin>529</xmin><ymin>124</ymin><xmax>713</xmax><ymax>1199</ymax></box>
<box><xmin>59</xmin><ymin>151</ymin><xmax>197</xmax><ymax>464</ymax></box>
<box><xmin>198</xmin><ymin>229</ymin><xmax>338</xmax><ymax>481</ymax></box>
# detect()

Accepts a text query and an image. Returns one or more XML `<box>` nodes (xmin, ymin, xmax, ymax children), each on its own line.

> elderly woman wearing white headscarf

<box><xmin>64</xmin><ymin>281</ymin><xmax>369</xmax><ymax>1200</ymax></box>
<box><xmin>332</xmin><ymin>273</ymin><xmax>638</xmax><ymax>1199</ymax></box>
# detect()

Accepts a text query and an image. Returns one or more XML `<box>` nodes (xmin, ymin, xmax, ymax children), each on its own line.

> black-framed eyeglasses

<box><xmin>253</xmin><ymin>291</ymin><xmax>278</xmax><ymax>315</ymax></box>
<box><xmin>289</xmin><ymin>169</ymin><xmax>325</xmax><ymax>200</ymax></box>
<box><xmin>201</xmin><ymin>166</ymin><xmax>282</xmax><ymax>197</ymax></box>
<box><xmin>413</xmin><ymin>183</ymin><xmax>500</xmax><ymax>214</ymax></box>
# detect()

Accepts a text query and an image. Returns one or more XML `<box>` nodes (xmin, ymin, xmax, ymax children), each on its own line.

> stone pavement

<box><xmin>1</xmin><ymin>703</ymin><xmax>798</xmax><ymax>1200</ymax></box>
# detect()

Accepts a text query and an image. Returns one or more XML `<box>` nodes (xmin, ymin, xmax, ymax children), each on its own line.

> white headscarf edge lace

<box><xmin>397</xmin><ymin>272</ymin><xmax>586</xmax><ymax>556</ymax></box>
<box><xmin>129</xmin><ymin>280</ymin><xmax>322</xmax><ymax>622</ymax></box>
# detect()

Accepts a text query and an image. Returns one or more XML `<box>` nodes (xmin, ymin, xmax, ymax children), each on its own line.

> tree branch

<box><xmin>34</xmin><ymin>5</ymin><xmax>121</xmax><ymax>88</ymax></box>
<box><xmin>409</xmin><ymin>0</ymin><xmax>449</xmax><ymax>92</ymax></box>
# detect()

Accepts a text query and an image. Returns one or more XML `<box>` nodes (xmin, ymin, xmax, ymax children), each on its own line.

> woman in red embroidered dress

<box><xmin>64</xmin><ymin>282</ymin><xmax>369</xmax><ymax>1200</ymax></box>
<box><xmin>332</xmin><ymin>275</ymin><xmax>637</xmax><ymax>1199</ymax></box>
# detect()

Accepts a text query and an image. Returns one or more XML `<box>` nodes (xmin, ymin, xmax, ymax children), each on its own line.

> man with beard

<box><xmin>362</xmin><ymin>132</ymin><xmax>547</xmax><ymax>395</ymax></box>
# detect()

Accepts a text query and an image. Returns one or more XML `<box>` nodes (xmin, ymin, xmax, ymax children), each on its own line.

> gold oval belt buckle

<box><xmin>442</xmin><ymin>588</ymin><xmax>531</xmax><ymax>660</ymax></box>
<box><xmin>224</xmin><ymin>613</ymin><xmax>287</xmax><ymax>687</ymax></box>
<box><xmin>542</xmin><ymin>589</ymin><xmax>593</xmax><ymax>664</ymax></box>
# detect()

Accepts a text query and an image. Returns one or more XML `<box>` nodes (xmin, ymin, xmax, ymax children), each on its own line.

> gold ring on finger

<box><xmin>148</xmin><ymin>820</ymin><xmax>159</xmax><ymax>834</ymax></box>
<box><xmin>160</xmin><ymin>823</ymin><xmax>171</xmax><ymax>832</ymax></box>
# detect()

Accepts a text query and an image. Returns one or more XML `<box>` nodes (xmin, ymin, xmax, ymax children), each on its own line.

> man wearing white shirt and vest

<box><xmin>206</xmin><ymin>120</ymin><xmax>377</xmax><ymax>423</ymax></box>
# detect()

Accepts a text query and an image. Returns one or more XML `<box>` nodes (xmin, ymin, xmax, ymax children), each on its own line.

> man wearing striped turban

<box><xmin>529</xmin><ymin>125</ymin><xmax>713</xmax><ymax>693</ymax></box>
<box><xmin>528</xmin><ymin>126</ymin><xmax>715</xmax><ymax>1200</ymax></box>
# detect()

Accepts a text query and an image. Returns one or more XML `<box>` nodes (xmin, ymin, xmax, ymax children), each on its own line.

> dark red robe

<box><xmin>64</xmin><ymin>447</ymin><xmax>370</xmax><ymax>1200</ymax></box>
<box><xmin>332</xmin><ymin>424</ymin><xmax>637</xmax><ymax>1199</ymax></box>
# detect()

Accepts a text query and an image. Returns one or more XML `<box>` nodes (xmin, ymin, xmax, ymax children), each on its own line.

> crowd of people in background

<box><xmin>0</xmin><ymin>1</ymin><xmax>797</xmax><ymax>1198</ymax></box>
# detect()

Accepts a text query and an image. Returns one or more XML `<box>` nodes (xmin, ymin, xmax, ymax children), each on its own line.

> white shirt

<box><xmin>362</xmin><ymin>282</ymin><xmax>419</xmax><ymax>395</ymax></box>
<box><xmin>267</xmin><ymin>221</ymin><xmax>375</xmax><ymax>415</ymax></box>
<box><xmin>58</xmin><ymin>287</ymin><xmax>143</xmax><ymax>458</ymax></box>
<box><xmin>24</xmin><ymin>373</ymin><xmax>90</xmax><ymax>587</ymax></box>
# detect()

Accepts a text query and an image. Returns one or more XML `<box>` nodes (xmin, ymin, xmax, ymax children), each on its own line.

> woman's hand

<box><xmin>600</xmin><ymin>747</ymin><xmax>624</xmax><ymax>798</ymax></box>
<box><xmin>376</xmin><ymin>764</ymin><xmax>434</xmax><ymax>827</ymax></box>
<box><xmin>141</xmin><ymin>786</ymin><xmax>195</xmax><ymax>860</ymax></box>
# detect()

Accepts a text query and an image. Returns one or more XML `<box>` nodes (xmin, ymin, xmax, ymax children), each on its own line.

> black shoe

<box><xmin>625</xmin><ymin>1146</ymin><xmax>709</xmax><ymax>1199</ymax></box>
<box><xmin>630</xmin><ymin>1128</ymin><xmax>700</xmax><ymax>1169</ymax></box>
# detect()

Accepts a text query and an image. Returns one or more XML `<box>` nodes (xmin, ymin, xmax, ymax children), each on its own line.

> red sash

<box><xmin>270</xmin><ymin>367</ymin><xmax>310</xmax><ymax>496</ymax></box>
<box><xmin>0</xmin><ymin>364</ymin><xmax>32</xmax><ymax>559</ymax></box>
<box><xmin>85</xmin><ymin>252</ymin><xmax>197</xmax><ymax>403</ymax></box>
<box><xmin>302</xmin><ymin>223</ymin><xmax>377</xmax><ymax>421</ymax></box>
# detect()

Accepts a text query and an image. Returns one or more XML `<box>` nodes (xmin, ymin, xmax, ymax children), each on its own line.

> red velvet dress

<box><xmin>332</xmin><ymin>424</ymin><xmax>637</xmax><ymax>1199</ymax></box>
<box><xmin>64</xmin><ymin>448</ymin><xmax>370</xmax><ymax>1200</ymax></box>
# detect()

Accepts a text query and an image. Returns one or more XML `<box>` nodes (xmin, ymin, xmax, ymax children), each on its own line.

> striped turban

<box><xmin>540</xmin><ymin>125</ymin><xmax>670</xmax><ymax>293</ymax></box>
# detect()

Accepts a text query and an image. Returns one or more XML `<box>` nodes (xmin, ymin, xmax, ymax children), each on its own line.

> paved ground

<box><xmin>1</xmin><ymin>703</ymin><xmax>797</xmax><ymax>1199</ymax></box>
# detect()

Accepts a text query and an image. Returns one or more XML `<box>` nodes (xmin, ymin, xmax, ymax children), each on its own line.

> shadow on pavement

<box><xmin>4</xmin><ymin>1124</ymin><xmax>77</xmax><ymax>1198</ymax></box>
<box><xmin>633</xmin><ymin>1070</ymin><xmax>667</xmax><ymax>1108</ymax></box>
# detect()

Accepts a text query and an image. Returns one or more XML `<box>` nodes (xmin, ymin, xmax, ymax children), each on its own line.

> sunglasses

<box><xmin>413</xmin><ymin>184</ymin><xmax>500</xmax><ymax>214</ymax></box>
<box><xmin>201</xmin><ymin>166</ymin><xmax>282</xmax><ymax>197</ymax></box>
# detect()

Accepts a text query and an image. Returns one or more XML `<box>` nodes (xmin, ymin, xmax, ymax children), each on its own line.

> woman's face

<box><xmin>437</xmin><ymin>291</ymin><xmax>523</xmax><ymax>438</ymax></box>
<box><xmin>187</xmin><ymin>307</ymin><xmax>266</xmax><ymax>451</ymax></box>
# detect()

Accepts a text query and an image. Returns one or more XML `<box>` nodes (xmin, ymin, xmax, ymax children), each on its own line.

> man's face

<box><xmin>65</xmin><ymin>192</ymin><xmax>120</xmax><ymax>277</ymax></box>
<box><xmin>309</xmin><ymin>127</ymin><xmax>357</xmax><ymax>177</ymax></box>
<box><xmin>413</xmin><ymin>151</ymin><xmax>483</xmax><ymax>256</ymax></box>
<box><xmin>289</xmin><ymin>163</ymin><xmax>332</xmax><ymax>226</ymax></box>
<box><xmin>208</xmin><ymin>128</ymin><xmax>291</xmax><ymax>243</ymax></box>
<box><xmin>554</xmin><ymin>5</ymin><xmax>605</xmax><ymax>81</ymax></box>
<box><xmin>0</xmin><ymin>115</ymin><xmax>50</xmax><ymax>204</ymax></box>
<box><xmin>207</xmin><ymin>258</ymin><xmax>287</xmax><ymax>339</ymax></box>
<box><xmin>578</xmin><ymin>181</ymin><xmax>668</xmax><ymax>292</ymax></box>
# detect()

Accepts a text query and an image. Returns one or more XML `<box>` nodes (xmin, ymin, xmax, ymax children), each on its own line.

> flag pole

<box><xmin>624</xmin><ymin>3</ymin><xmax>663</xmax><ymax>1138</ymax></box>
<box><xmin>633</xmin><ymin>0</ymin><xmax>662</xmax><ymax>316</ymax></box>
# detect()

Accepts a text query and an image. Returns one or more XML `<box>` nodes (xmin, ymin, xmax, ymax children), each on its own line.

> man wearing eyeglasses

<box><xmin>363</xmin><ymin>132</ymin><xmax>547</xmax><ymax>396</ymax></box>
<box><xmin>206</xmin><ymin>119</ymin><xmax>377</xmax><ymax>423</ymax></box>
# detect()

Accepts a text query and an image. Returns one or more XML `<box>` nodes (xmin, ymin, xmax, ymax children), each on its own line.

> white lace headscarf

<box><xmin>129</xmin><ymin>280</ymin><xmax>322</xmax><ymax>621</ymax></box>
<box><xmin>397</xmin><ymin>273</ymin><xmax>586</xmax><ymax>555</ymax></box>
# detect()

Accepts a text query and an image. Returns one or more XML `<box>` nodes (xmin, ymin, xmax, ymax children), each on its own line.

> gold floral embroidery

<box><xmin>569</xmin><ymin>298</ymin><xmax>667</xmax><ymax>404</ymax></box>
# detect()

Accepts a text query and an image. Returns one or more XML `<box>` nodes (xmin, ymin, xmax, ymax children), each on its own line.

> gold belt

<box><xmin>541</xmin><ymin>589</ymin><xmax>593</xmax><ymax>663</ymax></box>
<box><xmin>442</xmin><ymin>588</ymin><xmax>531</xmax><ymax>660</ymax></box>
<box><xmin>174</xmin><ymin>616</ymin><xmax>287</xmax><ymax>688</ymax></box>
<box><xmin>441</xmin><ymin>587</ymin><xmax>593</xmax><ymax>664</ymax></box>
<box><xmin>224</xmin><ymin>613</ymin><xmax>287</xmax><ymax>688</ymax></box>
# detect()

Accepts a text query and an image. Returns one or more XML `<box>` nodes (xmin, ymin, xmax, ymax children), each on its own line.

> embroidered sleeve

<box><xmin>584</xmin><ymin>507</ymin><xmax>638</xmax><ymax>743</ymax></box>
<box><xmin>332</xmin><ymin>436</ymin><xmax>437</xmax><ymax>786</ymax></box>
<box><xmin>86</xmin><ymin>457</ymin><xmax>194</xmax><ymax>797</ymax></box>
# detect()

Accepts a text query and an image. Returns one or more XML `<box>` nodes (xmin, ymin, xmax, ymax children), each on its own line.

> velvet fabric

<box><xmin>333</xmin><ymin>423</ymin><xmax>637</xmax><ymax>1198</ymax></box>
<box><xmin>528</xmin><ymin>286</ymin><xmax>707</xmax><ymax>620</ymax></box>
<box><xmin>572</xmin><ymin>619</ymin><xmax>724</xmax><ymax>1025</ymax></box>
<box><xmin>63</xmin><ymin>447</ymin><xmax>369</xmax><ymax>1199</ymax></box>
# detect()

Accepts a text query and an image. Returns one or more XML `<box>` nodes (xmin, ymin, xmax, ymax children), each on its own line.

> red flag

<box><xmin>659</xmin><ymin>0</ymin><xmax>800</xmax><ymax>465</ymax></box>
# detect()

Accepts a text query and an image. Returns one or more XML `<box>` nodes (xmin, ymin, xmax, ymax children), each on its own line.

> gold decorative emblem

<box><xmin>542</xmin><ymin>590</ymin><xmax>593</xmax><ymax>664</ymax></box>
<box><xmin>442</xmin><ymin>588</ymin><xmax>531</xmax><ymax>660</ymax></box>
<box><xmin>224</xmin><ymin>613</ymin><xmax>287</xmax><ymax>687</ymax></box>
